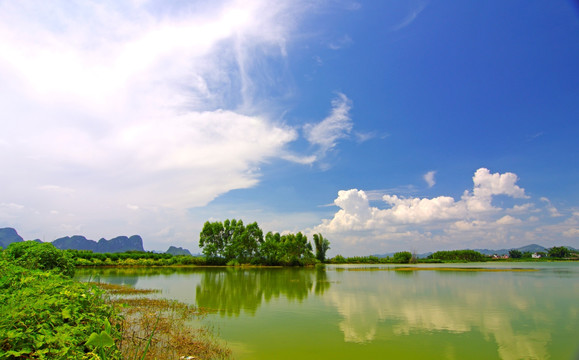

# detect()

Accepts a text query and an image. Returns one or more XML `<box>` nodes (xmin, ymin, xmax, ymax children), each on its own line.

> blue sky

<box><xmin>0</xmin><ymin>0</ymin><xmax>577</xmax><ymax>255</ymax></box>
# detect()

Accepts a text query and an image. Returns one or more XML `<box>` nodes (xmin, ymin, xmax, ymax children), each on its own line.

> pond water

<box><xmin>77</xmin><ymin>263</ymin><xmax>579</xmax><ymax>360</ymax></box>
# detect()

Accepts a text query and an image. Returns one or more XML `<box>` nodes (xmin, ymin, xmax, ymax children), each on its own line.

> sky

<box><xmin>0</xmin><ymin>0</ymin><xmax>578</xmax><ymax>256</ymax></box>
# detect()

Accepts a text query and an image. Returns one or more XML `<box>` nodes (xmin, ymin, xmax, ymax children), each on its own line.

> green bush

<box><xmin>393</xmin><ymin>251</ymin><xmax>412</xmax><ymax>264</ymax></box>
<box><xmin>4</xmin><ymin>242</ymin><xmax>75</xmax><ymax>277</ymax></box>
<box><xmin>329</xmin><ymin>255</ymin><xmax>347</xmax><ymax>264</ymax></box>
<box><xmin>0</xmin><ymin>260</ymin><xmax>121</xmax><ymax>359</ymax></box>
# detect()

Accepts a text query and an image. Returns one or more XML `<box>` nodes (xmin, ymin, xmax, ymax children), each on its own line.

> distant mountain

<box><xmin>166</xmin><ymin>246</ymin><xmax>192</xmax><ymax>256</ymax></box>
<box><xmin>473</xmin><ymin>244</ymin><xmax>548</xmax><ymax>256</ymax></box>
<box><xmin>517</xmin><ymin>244</ymin><xmax>548</xmax><ymax>253</ymax></box>
<box><xmin>52</xmin><ymin>235</ymin><xmax>144</xmax><ymax>253</ymax></box>
<box><xmin>0</xmin><ymin>227</ymin><xmax>24</xmax><ymax>248</ymax></box>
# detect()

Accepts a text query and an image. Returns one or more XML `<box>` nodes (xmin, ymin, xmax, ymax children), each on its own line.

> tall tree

<box><xmin>313</xmin><ymin>233</ymin><xmax>330</xmax><ymax>262</ymax></box>
<box><xmin>509</xmin><ymin>249</ymin><xmax>522</xmax><ymax>259</ymax></box>
<box><xmin>260</xmin><ymin>232</ymin><xmax>282</xmax><ymax>265</ymax></box>
<box><xmin>548</xmin><ymin>246</ymin><xmax>571</xmax><ymax>258</ymax></box>
<box><xmin>199</xmin><ymin>220</ymin><xmax>227</xmax><ymax>262</ymax></box>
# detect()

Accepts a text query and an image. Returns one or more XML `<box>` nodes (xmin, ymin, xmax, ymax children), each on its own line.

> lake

<box><xmin>77</xmin><ymin>263</ymin><xmax>579</xmax><ymax>360</ymax></box>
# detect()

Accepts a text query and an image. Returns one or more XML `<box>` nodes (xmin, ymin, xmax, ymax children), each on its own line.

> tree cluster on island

<box><xmin>199</xmin><ymin>219</ymin><xmax>331</xmax><ymax>266</ymax></box>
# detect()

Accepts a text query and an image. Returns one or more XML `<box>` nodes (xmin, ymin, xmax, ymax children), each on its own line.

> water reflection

<box><xmin>195</xmin><ymin>267</ymin><xmax>330</xmax><ymax>316</ymax></box>
<box><xmin>76</xmin><ymin>264</ymin><xmax>579</xmax><ymax>359</ymax></box>
<box><xmin>325</xmin><ymin>266</ymin><xmax>578</xmax><ymax>360</ymax></box>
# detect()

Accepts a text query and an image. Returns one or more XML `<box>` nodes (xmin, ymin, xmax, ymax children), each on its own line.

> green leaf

<box><xmin>104</xmin><ymin>318</ymin><xmax>111</xmax><ymax>334</ymax></box>
<box><xmin>85</xmin><ymin>331</ymin><xmax>115</xmax><ymax>348</ymax></box>
<box><xmin>62</xmin><ymin>308</ymin><xmax>72</xmax><ymax>320</ymax></box>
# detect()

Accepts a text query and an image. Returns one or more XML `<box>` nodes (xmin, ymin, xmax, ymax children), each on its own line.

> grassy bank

<box><xmin>0</xmin><ymin>242</ymin><xmax>230</xmax><ymax>360</ymax></box>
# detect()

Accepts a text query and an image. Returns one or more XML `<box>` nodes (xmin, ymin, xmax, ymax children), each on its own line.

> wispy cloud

<box><xmin>540</xmin><ymin>197</ymin><xmax>562</xmax><ymax>217</ymax></box>
<box><xmin>0</xmin><ymin>0</ymin><xmax>335</xmax><ymax>245</ymax></box>
<box><xmin>303</xmin><ymin>93</ymin><xmax>353</xmax><ymax>158</ymax></box>
<box><xmin>391</xmin><ymin>1</ymin><xmax>428</xmax><ymax>31</ymax></box>
<box><xmin>526</xmin><ymin>132</ymin><xmax>544</xmax><ymax>141</ymax></box>
<box><xmin>423</xmin><ymin>170</ymin><xmax>436</xmax><ymax>188</ymax></box>
<box><xmin>328</xmin><ymin>35</ymin><xmax>353</xmax><ymax>50</ymax></box>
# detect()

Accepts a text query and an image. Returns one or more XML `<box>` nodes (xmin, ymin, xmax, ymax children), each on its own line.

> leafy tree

<box><xmin>313</xmin><ymin>233</ymin><xmax>331</xmax><ymax>262</ymax></box>
<box><xmin>230</xmin><ymin>221</ymin><xmax>263</xmax><ymax>263</ymax></box>
<box><xmin>260</xmin><ymin>232</ymin><xmax>282</xmax><ymax>265</ymax></box>
<box><xmin>279</xmin><ymin>232</ymin><xmax>314</xmax><ymax>266</ymax></box>
<box><xmin>548</xmin><ymin>246</ymin><xmax>571</xmax><ymax>258</ymax></box>
<box><xmin>199</xmin><ymin>219</ymin><xmax>315</xmax><ymax>266</ymax></box>
<box><xmin>393</xmin><ymin>251</ymin><xmax>412</xmax><ymax>263</ymax></box>
<box><xmin>509</xmin><ymin>249</ymin><xmax>522</xmax><ymax>259</ymax></box>
<box><xmin>199</xmin><ymin>220</ymin><xmax>228</xmax><ymax>262</ymax></box>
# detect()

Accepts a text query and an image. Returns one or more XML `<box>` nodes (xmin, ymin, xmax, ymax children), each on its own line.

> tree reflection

<box><xmin>195</xmin><ymin>267</ymin><xmax>330</xmax><ymax>317</ymax></box>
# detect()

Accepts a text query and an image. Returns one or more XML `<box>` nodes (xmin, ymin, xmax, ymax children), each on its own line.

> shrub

<box><xmin>393</xmin><ymin>251</ymin><xmax>412</xmax><ymax>264</ymax></box>
<box><xmin>4</xmin><ymin>241</ymin><xmax>75</xmax><ymax>277</ymax></box>
<box><xmin>0</xmin><ymin>260</ymin><xmax>121</xmax><ymax>359</ymax></box>
<box><xmin>330</xmin><ymin>255</ymin><xmax>347</xmax><ymax>264</ymax></box>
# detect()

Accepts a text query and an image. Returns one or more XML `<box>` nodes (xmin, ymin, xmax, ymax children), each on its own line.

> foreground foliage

<box><xmin>3</xmin><ymin>241</ymin><xmax>75</xmax><ymax>277</ymax></box>
<box><xmin>0</xmin><ymin>242</ymin><xmax>230</xmax><ymax>360</ymax></box>
<box><xmin>0</xmin><ymin>258</ymin><xmax>121</xmax><ymax>359</ymax></box>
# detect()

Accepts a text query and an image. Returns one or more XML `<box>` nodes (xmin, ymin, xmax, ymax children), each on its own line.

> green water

<box><xmin>77</xmin><ymin>263</ymin><xmax>579</xmax><ymax>360</ymax></box>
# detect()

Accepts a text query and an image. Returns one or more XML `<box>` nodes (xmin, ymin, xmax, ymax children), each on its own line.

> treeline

<box><xmin>199</xmin><ymin>219</ymin><xmax>330</xmax><ymax>266</ymax></box>
<box><xmin>328</xmin><ymin>252</ymin><xmax>443</xmax><ymax>264</ymax></box>
<box><xmin>427</xmin><ymin>250</ymin><xmax>486</xmax><ymax>262</ymax></box>
<box><xmin>65</xmin><ymin>249</ymin><xmax>205</xmax><ymax>266</ymax></box>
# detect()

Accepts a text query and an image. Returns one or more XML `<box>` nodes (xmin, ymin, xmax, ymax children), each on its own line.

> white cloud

<box><xmin>423</xmin><ymin>170</ymin><xmax>436</xmax><ymax>188</ymax></box>
<box><xmin>449</xmin><ymin>220</ymin><xmax>488</xmax><ymax>232</ymax></box>
<box><xmin>317</xmin><ymin>168</ymin><xmax>528</xmax><ymax>233</ymax></box>
<box><xmin>313</xmin><ymin>168</ymin><xmax>540</xmax><ymax>254</ymax></box>
<box><xmin>509</xmin><ymin>203</ymin><xmax>534</xmax><ymax>213</ymax></box>
<box><xmin>540</xmin><ymin>197</ymin><xmax>562</xmax><ymax>217</ymax></box>
<box><xmin>391</xmin><ymin>1</ymin><xmax>428</xmax><ymax>31</ymax></box>
<box><xmin>304</xmin><ymin>93</ymin><xmax>353</xmax><ymax>157</ymax></box>
<box><xmin>328</xmin><ymin>35</ymin><xmax>353</xmax><ymax>50</ymax></box>
<box><xmin>496</xmin><ymin>215</ymin><xmax>522</xmax><ymax>226</ymax></box>
<box><xmin>563</xmin><ymin>228</ymin><xmax>579</xmax><ymax>237</ymax></box>
<box><xmin>0</xmin><ymin>0</ymin><xmax>342</xmax><ymax>247</ymax></box>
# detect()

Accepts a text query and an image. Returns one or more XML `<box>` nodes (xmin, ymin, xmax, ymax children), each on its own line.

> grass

<box><xmin>91</xmin><ymin>282</ymin><xmax>231</xmax><ymax>360</ymax></box>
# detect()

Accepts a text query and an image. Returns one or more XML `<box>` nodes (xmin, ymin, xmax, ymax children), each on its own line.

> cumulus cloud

<box><xmin>423</xmin><ymin>171</ymin><xmax>436</xmax><ymax>188</ymax></box>
<box><xmin>312</xmin><ymin>168</ymin><xmax>538</xmax><ymax>253</ymax></box>
<box><xmin>496</xmin><ymin>215</ymin><xmax>522</xmax><ymax>225</ymax></box>
<box><xmin>316</xmin><ymin>168</ymin><xmax>528</xmax><ymax>234</ymax></box>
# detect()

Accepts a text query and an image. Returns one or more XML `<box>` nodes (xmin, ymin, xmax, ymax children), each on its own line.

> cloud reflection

<box><xmin>325</xmin><ymin>267</ymin><xmax>576</xmax><ymax>360</ymax></box>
